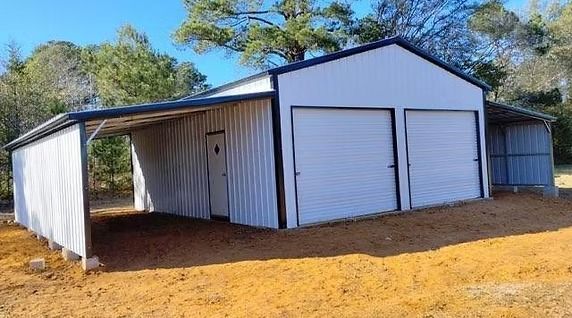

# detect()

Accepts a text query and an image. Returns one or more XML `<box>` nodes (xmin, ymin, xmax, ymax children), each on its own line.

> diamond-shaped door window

<box><xmin>214</xmin><ymin>144</ymin><xmax>220</xmax><ymax>155</ymax></box>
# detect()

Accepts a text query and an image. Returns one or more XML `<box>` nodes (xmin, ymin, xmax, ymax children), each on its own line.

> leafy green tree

<box><xmin>475</xmin><ymin>0</ymin><xmax>572</xmax><ymax>162</ymax></box>
<box><xmin>468</xmin><ymin>0</ymin><xmax>522</xmax><ymax>96</ymax></box>
<box><xmin>89</xmin><ymin>137</ymin><xmax>132</xmax><ymax>194</ymax></box>
<box><xmin>85</xmin><ymin>25</ymin><xmax>208</xmax><ymax>106</ymax></box>
<box><xmin>24</xmin><ymin>41</ymin><xmax>96</xmax><ymax>113</ymax></box>
<box><xmin>0</xmin><ymin>43</ymin><xmax>50</xmax><ymax>198</ymax></box>
<box><xmin>173</xmin><ymin>0</ymin><xmax>354</xmax><ymax>67</ymax></box>
<box><xmin>84</xmin><ymin>25</ymin><xmax>209</xmax><ymax>196</ymax></box>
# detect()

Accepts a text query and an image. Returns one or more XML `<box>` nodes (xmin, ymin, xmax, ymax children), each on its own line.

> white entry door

<box><xmin>292</xmin><ymin>107</ymin><xmax>398</xmax><ymax>225</ymax></box>
<box><xmin>406</xmin><ymin>110</ymin><xmax>482</xmax><ymax>208</ymax></box>
<box><xmin>206</xmin><ymin>132</ymin><xmax>229</xmax><ymax>219</ymax></box>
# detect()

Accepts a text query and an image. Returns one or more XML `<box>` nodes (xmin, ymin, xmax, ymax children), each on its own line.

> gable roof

<box><xmin>185</xmin><ymin>36</ymin><xmax>491</xmax><ymax>100</ymax></box>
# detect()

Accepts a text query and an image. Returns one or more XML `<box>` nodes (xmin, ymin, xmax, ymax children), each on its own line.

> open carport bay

<box><xmin>1</xmin><ymin>192</ymin><xmax>572</xmax><ymax>317</ymax></box>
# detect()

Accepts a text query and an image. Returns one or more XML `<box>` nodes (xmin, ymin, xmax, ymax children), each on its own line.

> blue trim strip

<box><xmin>266</xmin><ymin>36</ymin><xmax>490</xmax><ymax>90</ymax></box>
<box><xmin>486</xmin><ymin>101</ymin><xmax>556</xmax><ymax>122</ymax></box>
<box><xmin>268</xmin><ymin>36</ymin><xmax>491</xmax><ymax>90</ymax></box>
<box><xmin>5</xmin><ymin>91</ymin><xmax>276</xmax><ymax>151</ymax></box>
<box><xmin>181</xmin><ymin>36</ymin><xmax>491</xmax><ymax>101</ymax></box>
<box><xmin>70</xmin><ymin>91</ymin><xmax>276</xmax><ymax>121</ymax></box>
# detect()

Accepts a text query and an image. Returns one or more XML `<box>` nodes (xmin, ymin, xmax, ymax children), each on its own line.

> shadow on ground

<box><xmin>90</xmin><ymin>192</ymin><xmax>572</xmax><ymax>272</ymax></box>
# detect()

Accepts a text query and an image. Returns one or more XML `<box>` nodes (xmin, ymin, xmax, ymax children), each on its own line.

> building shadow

<box><xmin>90</xmin><ymin>192</ymin><xmax>572</xmax><ymax>272</ymax></box>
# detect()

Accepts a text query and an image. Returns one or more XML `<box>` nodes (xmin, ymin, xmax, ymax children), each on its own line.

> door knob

<box><xmin>222</xmin><ymin>172</ymin><xmax>227</xmax><ymax>177</ymax></box>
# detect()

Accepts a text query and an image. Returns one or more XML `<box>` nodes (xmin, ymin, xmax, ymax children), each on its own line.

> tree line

<box><xmin>0</xmin><ymin>25</ymin><xmax>208</xmax><ymax>199</ymax></box>
<box><xmin>1</xmin><ymin>0</ymin><xmax>572</xmax><ymax>201</ymax></box>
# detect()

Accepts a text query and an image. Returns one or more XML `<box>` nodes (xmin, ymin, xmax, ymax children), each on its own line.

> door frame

<box><xmin>290</xmin><ymin>105</ymin><xmax>401</xmax><ymax>226</ymax></box>
<box><xmin>205</xmin><ymin>130</ymin><xmax>231</xmax><ymax>221</ymax></box>
<box><xmin>403</xmin><ymin>108</ymin><xmax>484</xmax><ymax>209</ymax></box>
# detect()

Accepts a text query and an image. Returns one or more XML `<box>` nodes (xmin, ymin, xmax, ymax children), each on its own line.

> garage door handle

<box><xmin>295</xmin><ymin>171</ymin><xmax>301</xmax><ymax>176</ymax></box>
<box><xmin>473</xmin><ymin>159</ymin><xmax>479</xmax><ymax>162</ymax></box>
<box><xmin>387</xmin><ymin>164</ymin><xmax>395</xmax><ymax>168</ymax></box>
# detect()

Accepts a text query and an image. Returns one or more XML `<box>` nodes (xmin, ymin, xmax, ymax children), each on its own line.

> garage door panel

<box><xmin>406</xmin><ymin>110</ymin><xmax>481</xmax><ymax>208</ymax></box>
<box><xmin>293</xmin><ymin>108</ymin><xmax>398</xmax><ymax>225</ymax></box>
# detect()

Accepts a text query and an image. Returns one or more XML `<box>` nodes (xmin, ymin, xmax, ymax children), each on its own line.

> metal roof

<box><xmin>184</xmin><ymin>36</ymin><xmax>491</xmax><ymax>100</ymax></box>
<box><xmin>486</xmin><ymin>101</ymin><xmax>556</xmax><ymax>124</ymax></box>
<box><xmin>4</xmin><ymin>91</ymin><xmax>275</xmax><ymax>151</ymax></box>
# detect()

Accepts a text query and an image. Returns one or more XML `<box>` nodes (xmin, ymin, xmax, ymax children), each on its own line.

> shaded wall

<box><xmin>12</xmin><ymin>123</ymin><xmax>90</xmax><ymax>257</ymax></box>
<box><xmin>488</xmin><ymin>122</ymin><xmax>554</xmax><ymax>186</ymax></box>
<box><xmin>131</xmin><ymin>99</ymin><xmax>278</xmax><ymax>228</ymax></box>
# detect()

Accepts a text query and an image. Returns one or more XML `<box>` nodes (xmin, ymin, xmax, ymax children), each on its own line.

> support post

<box><xmin>79</xmin><ymin>123</ymin><xmax>93</xmax><ymax>258</ymax></box>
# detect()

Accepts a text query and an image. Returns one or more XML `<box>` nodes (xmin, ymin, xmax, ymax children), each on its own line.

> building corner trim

<box><xmin>79</xmin><ymin>123</ymin><xmax>93</xmax><ymax>258</ymax></box>
<box><xmin>271</xmin><ymin>75</ymin><xmax>287</xmax><ymax>229</ymax></box>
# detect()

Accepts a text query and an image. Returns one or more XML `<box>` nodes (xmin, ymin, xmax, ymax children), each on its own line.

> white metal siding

<box><xmin>406</xmin><ymin>110</ymin><xmax>481</xmax><ymax>207</ymax></box>
<box><xmin>277</xmin><ymin>43</ymin><xmax>489</xmax><ymax>228</ymax></box>
<box><xmin>209</xmin><ymin>76</ymin><xmax>272</xmax><ymax>97</ymax></box>
<box><xmin>12</xmin><ymin>124</ymin><xmax>89</xmax><ymax>257</ymax></box>
<box><xmin>132</xmin><ymin>113</ymin><xmax>209</xmax><ymax>218</ymax></box>
<box><xmin>292</xmin><ymin>108</ymin><xmax>397</xmax><ymax>225</ymax></box>
<box><xmin>132</xmin><ymin>99</ymin><xmax>278</xmax><ymax>228</ymax></box>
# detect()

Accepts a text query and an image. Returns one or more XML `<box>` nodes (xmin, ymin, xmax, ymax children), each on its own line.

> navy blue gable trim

<box><xmin>267</xmin><ymin>37</ymin><xmax>491</xmax><ymax>91</ymax></box>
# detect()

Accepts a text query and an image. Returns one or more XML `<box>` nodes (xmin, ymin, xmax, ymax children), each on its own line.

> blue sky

<box><xmin>0</xmin><ymin>0</ymin><xmax>526</xmax><ymax>87</ymax></box>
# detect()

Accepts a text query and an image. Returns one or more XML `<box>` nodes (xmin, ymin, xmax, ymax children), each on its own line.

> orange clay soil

<box><xmin>1</xmin><ymin>192</ymin><xmax>572</xmax><ymax>317</ymax></box>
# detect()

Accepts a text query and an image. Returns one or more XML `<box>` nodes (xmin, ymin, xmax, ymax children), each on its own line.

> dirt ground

<box><xmin>1</xmin><ymin>192</ymin><xmax>572</xmax><ymax>317</ymax></box>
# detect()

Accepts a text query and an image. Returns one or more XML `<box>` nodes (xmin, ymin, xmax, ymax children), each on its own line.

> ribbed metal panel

<box><xmin>292</xmin><ymin>108</ymin><xmax>397</xmax><ymax>225</ymax></box>
<box><xmin>132</xmin><ymin>113</ymin><xmax>210</xmax><ymax>218</ymax></box>
<box><xmin>406</xmin><ymin>110</ymin><xmax>481</xmax><ymax>207</ymax></box>
<box><xmin>209</xmin><ymin>77</ymin><xmax>272</xmax><ymax>98</ymax></box>
<box><xmin>488</xmin><ymin>122</ymin><xmax>553</xmax><ymax>185</ymax></box>
<box><xmin>131</xmin><ymin>99</ymin><xmax>278</xmax><ymax>228</ymax></box>
<box><xmin>12</xmin><ymin>124</ymin><xmax>88</xmax><ymax>257</ymax></box>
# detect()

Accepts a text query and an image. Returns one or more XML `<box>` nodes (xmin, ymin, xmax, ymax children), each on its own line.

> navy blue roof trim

<box><xmin>5</xmin><ymin>90</ymin><xmax>275</xmax><ymax>150</ymax></box>
<box><xmin>71</xmin><ymin>90</ymin><xmax>275</xmax><ymax>121</ymax></box>
<box><xmin>487</xmin><ymin>101</ymin><xmax>556</xmax><ymax>122</ymax></box>
<box><xmin>267</xmin><ymin>36</ymin><xmax>490</xmax><ymax>90</ymax></box>
<box><xmin>182</xmin><ymin>37</ymin><xmax>490</xmax><ymax>100</ymax></box>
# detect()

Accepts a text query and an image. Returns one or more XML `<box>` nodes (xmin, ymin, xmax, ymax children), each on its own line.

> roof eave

<box><xmin>5</xmin><ymin>90</ymin><xmax>276</xmax><ymax>151</ymax></box>
<box><xmin>486</xmin><ymin>101</ymin><xmax>557</xmax><ymax>122</ymax></box>
<box><xmin>3</xmin><ymin>114</ymin><xmax>74</xmax><ymax>151</ymax></box>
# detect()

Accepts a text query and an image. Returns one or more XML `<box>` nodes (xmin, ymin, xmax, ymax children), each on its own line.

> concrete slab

<box><xmin>543</xmin><ymin>186</ymin><xmax>559</xmax><ymax>198</ymax></box>
<box><xmin>81</xmin><ymin>256</ymin><xmax>100</xmax><ymax>272</ymax></box>
<box><xmin>48</xmin><ymin>240</ymin><xmax>62</xmax><ymax>250</ymax></box>
<box><xmin>61</xmin><ymin>248</ymin><xmax>80</xmax><ymax>261</ymax></box>
<box><xmin>30</xmin><ymin>258</ymin><xmax>45</xmax><ymax>271</ymax></box>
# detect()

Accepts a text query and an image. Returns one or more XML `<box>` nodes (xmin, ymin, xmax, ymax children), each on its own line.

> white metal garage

<box><xmin>8</xmin><ymin>36</ymin><xmax>556</xmax><ymax>268</ymax></box>
<box><xmin>292</xmin><ymin>107</ymin><xmax>398</xmax><ymax>225</ymax></box>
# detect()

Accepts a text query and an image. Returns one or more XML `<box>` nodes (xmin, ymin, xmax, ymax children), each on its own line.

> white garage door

<box><xmin>406</xmin><ymin>110</ymin><xmax>481</xmax><ymax>208</ymax></box>
<box><xmin>292</xmin><ymin>107</ymin><xmax>398</xmax><ymax>225</ymax></box>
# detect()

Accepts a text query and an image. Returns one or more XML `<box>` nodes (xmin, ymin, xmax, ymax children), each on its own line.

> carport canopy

<box><xmin>487</xmin><ymin>101</ymin><xmax>556</xmax><ymax>125</ymax></box>
<box><xmin>486</xmin><ymin>101</ymin><xmax>557</xmax><ymax>189</ymax></box>
<box><xmin>5</xmin><ymin>90</ymin><xmax>274</xmax><ymax>260</ymax></box>
<box><xmin>4</xmin><ymin>90</ymin><xmax>275</xmax><ymax>151</ymax></box>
